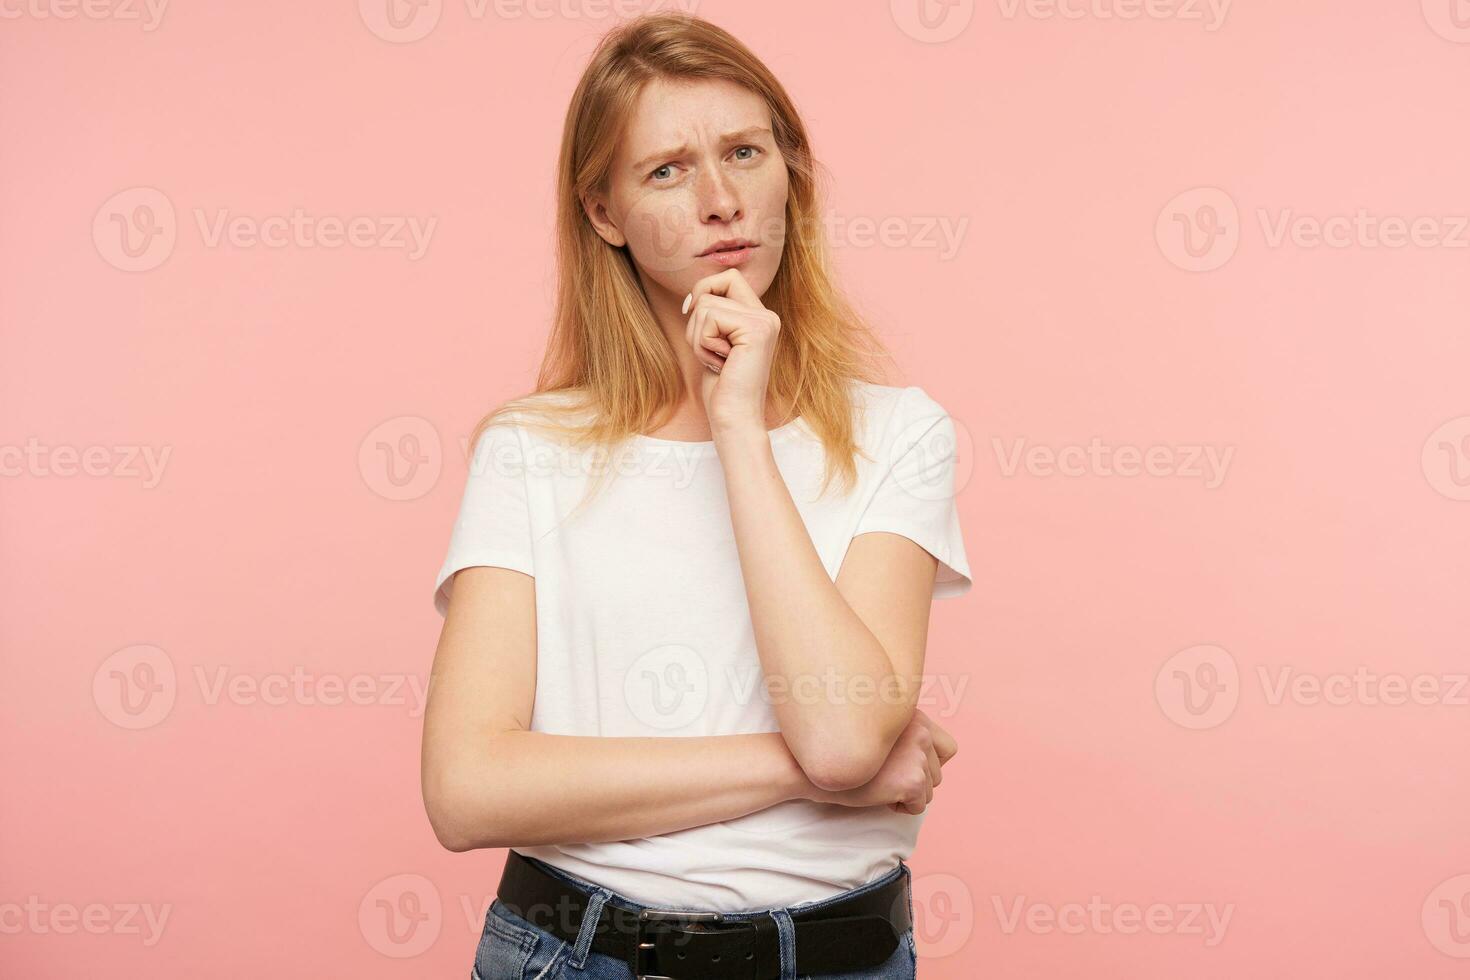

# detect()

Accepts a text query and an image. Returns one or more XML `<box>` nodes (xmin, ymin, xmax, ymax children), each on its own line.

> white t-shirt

<box><xmin>433</xmin><ymin>380</ymin><xmax>973</xmax><ymax>911</ymax></box>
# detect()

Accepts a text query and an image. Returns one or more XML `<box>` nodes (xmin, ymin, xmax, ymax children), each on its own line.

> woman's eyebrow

<box><xmin>630</xmin><ymin>126</ymin><xmax>773</xmax><ymax>173</ymax></box>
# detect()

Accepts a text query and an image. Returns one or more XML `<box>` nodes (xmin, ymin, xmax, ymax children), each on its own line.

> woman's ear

<box><xmin>580</xmin><ymin>190</ymin><xmax>626</xmax><ymax>248</ymax></box>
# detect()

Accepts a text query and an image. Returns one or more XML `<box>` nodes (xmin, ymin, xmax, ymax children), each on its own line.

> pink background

<box><xmin>4</xmin><ymin>1</ymin><xmax>1470</xmax><ymax>977</ymax></box>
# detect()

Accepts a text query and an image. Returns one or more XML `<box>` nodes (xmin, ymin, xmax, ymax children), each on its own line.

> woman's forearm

<box><xmin>433</xmin><ymin>729</ymin><xmax>813</xmax><ymax>851</ymax></box>
<box><xmin>713</xmin><ymin>427</ymin><xmax>911</xmax><ymax>788</ymax></box>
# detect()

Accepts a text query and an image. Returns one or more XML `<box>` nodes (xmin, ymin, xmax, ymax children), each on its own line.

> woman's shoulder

<box><xmin>487</xmin><ymin>389</ymin><xmax>593</xmax><ymax>427</ymax></box>
<box><xmin>472</xmin><ymin>389</ymin><xmax>595</xmax><ymax>457</ymax></box>
<box><xmin>847</xmin><ymin>380</ymin><xmax>955</xmax><ymax>432</ymax></box>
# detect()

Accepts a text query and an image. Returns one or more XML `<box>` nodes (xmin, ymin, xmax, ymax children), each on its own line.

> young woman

<box><xmin>421</xmin><ymin>13</ymin><xmax>973</xmax><ymax>980</ymax></box>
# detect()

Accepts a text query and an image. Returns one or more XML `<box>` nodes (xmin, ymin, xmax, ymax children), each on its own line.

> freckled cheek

<box><xmin>619</xmin><ymin>197</ymin><xmax>709</xmax><ymax>275</ymax></box>
<box><xmin>619</xmin><ymin>173</ymin><xmax>787</xmax><ymax>262</ymax></box>
<box><xmin>744</xmin><ymin>174</ymin><xmax>789</xmax><ymax>250</ymax></box>
<box><xmin>625</xmin><ymin>197</ymin><xmax>697</xmax><ymax>245</ymax></box>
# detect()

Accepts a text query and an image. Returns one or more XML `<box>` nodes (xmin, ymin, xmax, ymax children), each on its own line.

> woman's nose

<box><xmin>695</xmin><ymin>167</ymin><xmax>742</xmax><ymax>223</ymax></box>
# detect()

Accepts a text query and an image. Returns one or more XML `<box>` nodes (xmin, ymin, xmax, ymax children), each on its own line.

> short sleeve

<box><xmin>432</xmin><ymin>422</ymin><xmax>535</xmax><ymax>617</ymax></box>
<box><xmin>852</xmin><ymin>387</ymin><xmax>973</xmax><ymax>599</ymax></box>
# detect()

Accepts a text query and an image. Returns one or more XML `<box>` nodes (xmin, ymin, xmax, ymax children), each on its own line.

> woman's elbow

<box><xmin>423</xmin><ymin>767</ymin><xmax>499</xmax><ymax>853</ymax></box>
<box><xmin>791</xmin><ymin>738</ymin><xmax>887</xmax><ymax>793</ymax></box>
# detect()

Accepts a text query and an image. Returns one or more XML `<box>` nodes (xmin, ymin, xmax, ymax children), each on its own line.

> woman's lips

<box><xmin>700</xmin><ymin>244</ymin><xmax>758</xmax><ymax>266</ymax></box>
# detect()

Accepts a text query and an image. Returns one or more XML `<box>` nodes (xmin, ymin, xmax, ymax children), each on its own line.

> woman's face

<box><xmin>585</xmin><ymin>76</ymin><xmax>789</xmax><ymax>303</ymax></box>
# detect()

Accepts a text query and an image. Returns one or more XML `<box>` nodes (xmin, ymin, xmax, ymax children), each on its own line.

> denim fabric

<box><xmin>471</xmin><ymin>855</ymin><xmax>918</xmax><ymax>980</ymax></box>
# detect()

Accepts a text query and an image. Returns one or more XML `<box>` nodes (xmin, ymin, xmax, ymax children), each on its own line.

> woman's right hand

<box><xmin>808</xmin><ymin>709</ymin><xmax>959</xmax><ymax>814</ymax></box>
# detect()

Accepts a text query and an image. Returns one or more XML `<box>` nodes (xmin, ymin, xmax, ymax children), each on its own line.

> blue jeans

<box><xmin>471</xmin><ymin>855</ymin><xmax>918</xmax><ymax>980</ymax></box>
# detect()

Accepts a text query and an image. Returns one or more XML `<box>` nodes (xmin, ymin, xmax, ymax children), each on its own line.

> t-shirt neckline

<box><xmin>629</xmin><ymin>417</ymin><xmax>807</xmax><ymax>455</ymax></box>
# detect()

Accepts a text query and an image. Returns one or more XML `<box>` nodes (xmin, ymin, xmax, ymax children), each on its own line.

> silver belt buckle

<box><xmin>635</xmin><ymin>908</ymin><xmax>724</xmax><ymax>980</ymax></box>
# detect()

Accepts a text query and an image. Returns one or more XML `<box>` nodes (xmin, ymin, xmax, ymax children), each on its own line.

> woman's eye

<box><xmin>649</xmin><ymin>147</ymin><xmax>760</xmax><ymax>182</ymax></box>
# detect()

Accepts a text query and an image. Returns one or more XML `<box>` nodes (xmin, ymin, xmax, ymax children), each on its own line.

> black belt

<box><xmin>494</xmin><ymin>850</ymin><xmax>911</xmax><ymax>980</ymax></box>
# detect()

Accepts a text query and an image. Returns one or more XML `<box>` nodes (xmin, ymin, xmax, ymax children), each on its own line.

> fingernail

<box><xmin>681</xmin><ymin>293</ymin><xmax>692</xmax><ymax>315</ymax></box>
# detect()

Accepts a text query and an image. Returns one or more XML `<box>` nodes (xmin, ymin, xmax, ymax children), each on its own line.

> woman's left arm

<box><xmin>684</xmin><ymin>269</ymin><xmax>941</xmax><ymax>794</ymax></box>
<box><xmin>717</xmin><ymin>427</ymin><xmax>939</xmax><ymax>794</ymax></box>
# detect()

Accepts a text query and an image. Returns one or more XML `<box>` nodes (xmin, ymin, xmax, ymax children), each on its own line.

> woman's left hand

<box><xmin>682</xmin><ymin>268</ymin><xmax>781</xmax><ymax>435</ymax></box>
